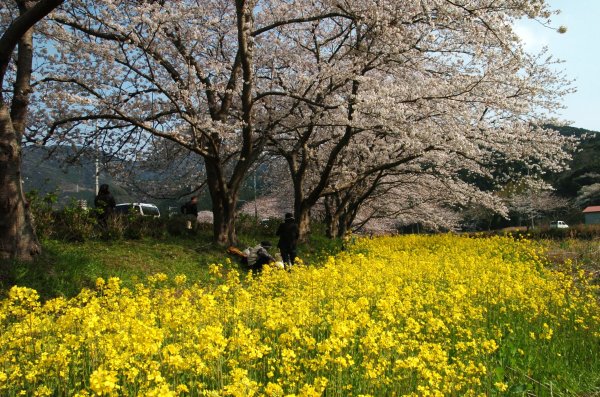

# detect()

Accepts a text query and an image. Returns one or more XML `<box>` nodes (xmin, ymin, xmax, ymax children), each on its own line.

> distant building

<box><xmin>583</xmin><ymin>206</ymin><xmax>600</xmax><ymax>224</ymax></box>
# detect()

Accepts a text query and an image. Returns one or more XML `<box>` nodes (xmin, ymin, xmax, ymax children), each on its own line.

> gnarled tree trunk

<box><xmin>0</xmin><ymin>0</ymin><xmax>56</xmax><ymax>261</ymax></box>
<box><xmin>0</xmin><ymin>0</ymin><xmax>64</xmax><ymax>261</ymax></box>
<box><xmin>0</xmin><ymin>106</ymin><xmax>40</xmax><ymax>261</ymax></box>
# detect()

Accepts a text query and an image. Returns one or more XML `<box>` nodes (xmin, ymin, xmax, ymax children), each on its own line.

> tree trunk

<box><xmin>0</xmin><ymin>5</ymin><xmax>47</xmax><ymax>262</ymax></box>
<box><xmin>199</xmin><ymin>0</ymin><xmax>252</xmax><ymax>247</ymax></box>
<box><xmin>295</xmin><ymin>205</ymin><xmax>311</xmax><ymax>241</ymax></box>
<box><xmin>212</xmin><ymin>205</ymin><xmax>237</xmax><ymax>246</ymax></box>
<box><xmin>0</xmin><ymin>105</ymin><xmax>40</xmax><ymax>261</ymax></box>
<box><xmin>327</xmin><ymin>210</ymin><xmax>350</xmax><ymax>239</ymax></box>
<box><xmin>326</xmin><ymin>214</ymin><xmax>340</xmax><ymax>238</ymax></box>
<box><xmin>211</xmin><ymin>192</ymin><xmax>237</xmax><ymax>246</ymax></box>
<box><xmin>324</xmin><ymin>196</ymin><xmax>339</xmax><ymax>238</ymax></box>
<box><xmin>337</xmin><ymin>214</ymin><xmax>350</xmax><ymax>238</ymax></box>
<box><xmin>205</xmin><ymin>157</ymin><xmax>238</xmax><ymax>246</ymax></box>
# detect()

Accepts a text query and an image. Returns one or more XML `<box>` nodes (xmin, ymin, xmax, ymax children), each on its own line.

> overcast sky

<box><xmin>514</xmin><ymin>0</ymin><xmax>600</xmax><ymax>132</ymax></box>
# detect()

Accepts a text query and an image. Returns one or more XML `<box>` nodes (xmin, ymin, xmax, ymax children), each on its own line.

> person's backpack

<box><xmin>246</xmin><ymin>246</ymin><xmax>259</xmax><ymax>267</ymax></box>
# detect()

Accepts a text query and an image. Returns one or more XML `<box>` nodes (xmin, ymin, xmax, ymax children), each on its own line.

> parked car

<box><xmin>549</xmin><ymin>220</ymin><xmax>569</xmax><ymax>229</ymax></box>
<box><xmin>114</xmin><ymin>203</ymin><xmax>161</xmax><ymax>218</ymax></box>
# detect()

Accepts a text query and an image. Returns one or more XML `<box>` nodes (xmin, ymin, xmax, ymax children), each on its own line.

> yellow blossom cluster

<box><xmin>0</xmin><ymin>234</ymin><xmax>598</xmax><ymax>396</ymax></box>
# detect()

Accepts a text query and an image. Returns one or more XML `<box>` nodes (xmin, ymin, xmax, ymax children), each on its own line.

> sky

<box><xmin>514</xmin><ymin>1</ymin><xmax>600</xmax><ymax>132</ymax></box>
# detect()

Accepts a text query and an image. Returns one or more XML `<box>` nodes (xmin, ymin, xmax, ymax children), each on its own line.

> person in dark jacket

<box><xmin>276</xmin><ymin>213</ymin><xmax>299</xmax><ymax>268</ymax></box>
<box><xmin>94</xmin><ymin>184</ymin><xmax>116</xmax><ymax>227</ymax></box>
<box><xmin>181</xmin><ymin>196</ymin><xmax>199</xmax><ymax>216</ymax></box>
<box><xmin>181</xmin><ymin>196</ymin><xmax>199</xmax><ymax>230</ymax></box>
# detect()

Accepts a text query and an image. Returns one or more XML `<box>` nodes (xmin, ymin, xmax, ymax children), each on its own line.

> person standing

<box><xmin>276</xmin><ymin>212</ymin><xmax>299</xmax><ymax>268</ymax></box>
<box><xmin>94</xmin><ymin>184</ymin><xmax>116</xmax><ymax>227</ymax></box>
<box><xmin>181</xmin><ymin>196</ymin><xmax>199</xmax><ymax>229</ymax></box>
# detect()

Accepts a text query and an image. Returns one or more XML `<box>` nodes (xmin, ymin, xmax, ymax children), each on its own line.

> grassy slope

<box><xmin>1</xmin><ymin>229</ymin><xmax>343</xmax><ymax>300</ymax></box>
<box><xmin>2</xmin><ymin>227</ymin><xmax>596</xmax><ymax>301</ymax></box>
<box><xmin>4</xmin><ymin>237</ymin><xmax>214</xmax><ymax>299</ymax></box>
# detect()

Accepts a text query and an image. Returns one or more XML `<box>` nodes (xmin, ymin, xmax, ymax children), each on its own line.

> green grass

<box><xmin>2</xmin><ymin>236</ymin><xmax>217</xmax><ymax>300</ymax></box>
<box><xmin>0</xmin><ymin>227</ymin><xmax>344</xmax><ymax>301</ymax></box>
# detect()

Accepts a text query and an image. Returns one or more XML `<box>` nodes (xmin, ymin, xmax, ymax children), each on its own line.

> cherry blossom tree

<box><xmin>265</xmin><ymin>0</ymin><xmax>575</xmax><ymax>238</ymax></box>
<box><xmin>323</xmin><ymin>162</ymin><xmax>510</xmax><ymax>237</ymax></box>
<box><xmin>507</xmin><ymin>189</ymin><xmax>572</xmax><ymax>228</ymax></box>
<box><xmin>576</xmin><ymin>183</ymin><xmax>600</xmax><ymax>208</ymax></box>
<box><xmin>29</xmin><ymin>0</ymin><xmax>364</xmax><ymax>245</ymax></box>
<box><xmin>28</xmin><ymin>0</ymin><xmax>575</xmax><ymax>244</ymax></box>
<box><xmin>0</xmin><ymin>0</ymin><xmax>64</xmax><ymax>261</ymax></box>
<box><xmin>32</xmin><ymin>0</ymin><xmax>264</xmax><ymax>245</ymax></box>
<box><xmin>108</xmin><ymin>138</ymin><xmax>208</xmax><ymax>201</ymax></box>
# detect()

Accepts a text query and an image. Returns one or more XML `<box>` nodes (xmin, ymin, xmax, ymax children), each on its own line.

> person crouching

<box><xmin>246</xmin><ymin>241</ymin><xmax>276</xmax><ymax>271</ymax></box>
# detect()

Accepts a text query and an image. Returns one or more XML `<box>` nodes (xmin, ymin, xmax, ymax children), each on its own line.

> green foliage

<box><xmin>302</xmin><ymin>229</ymin><xmax>345</xmax><ymax>264</ymax></box>
<box><xmin>0</xmin><ymin>223</ymin><xmax>343</xmax><ymax>301</ymax></box>
<box><xmin>233</xmin><ymin>212</ymin><xmax>258</xmax><ymax>235</ymax></box>
<box><xmin>165</xmin><ymin>215</ymin><xmax>189</xmax><ymax>236</ymax></box>
<box><xmin>259</xmin><ymin>217</ymin><xmax>281</xmax><ymax>235</ymax></box>
<box><xmin>54</xmin><ymin>200</ymin><xmax>98</xmax><ymax>242</ymax></box>
<box><xmin>25</xmin><ymin>190</ymin><xmax>58</xmax><ymax>238</ymax></box>
<box><xmin>550</xmin><ymin>128</ymin><xmax>600</xmax><ymax>199</ymax></box>
<box><xmin>25</xmin><ymin>196</ymin><xmax>189</xmax><ymax>242</ymax></box>
<box><xmin>121</xmin><ymin>214</ymin><xmax>166</xmax><ymax>240</ymax></box>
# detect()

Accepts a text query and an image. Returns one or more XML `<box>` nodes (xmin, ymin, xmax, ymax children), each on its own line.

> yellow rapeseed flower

<box><xmin>0</xmin><ymin>234</ymin><xmax>598</xmax><ymax>396</ymax></box>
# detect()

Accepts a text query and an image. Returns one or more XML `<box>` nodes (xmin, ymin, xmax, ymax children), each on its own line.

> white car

<box><xmin>114</xmin><ymin>203</ymin><xmax>161</xmax><ymax>218</ymax></box>
<box><xmin>549</xmin><ymin>220</ymin><xmax>568</xmax><ymax>229</ymax></box>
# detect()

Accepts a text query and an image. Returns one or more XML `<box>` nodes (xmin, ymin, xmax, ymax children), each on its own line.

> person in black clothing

<box><xmin>181</xmin><ymin>196</ymin><xmax>199</xmax><ymax>230</ymax></box>
<box><xmin>181</xmin><ymin>196</ymin><xmax>199</xmax><ymax>216</ymax></box>
<box><xmin>276</xmin><ymin>212</ymin><xmax>299</xmax><ymax>268</ymax></box>
<box><xmin>94</xmin><ymin>184</ymin><xmax>116</xmax><ymax>227</ymax></box>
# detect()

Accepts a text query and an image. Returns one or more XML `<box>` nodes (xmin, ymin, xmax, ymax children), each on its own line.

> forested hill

<box><xmin>549</xmin><ymin>124</ymin><xmax>597</xmax><ymax>137</ymax></box>
<box><xmin>548</xmin><ymin>126</ymin><xmax>600</xmax><ymax>198</ymax></box>
<box><xmin>21</xmin><ymin>125</ymin><xmax>599</xmax><ymax>206</ymax></box>
<box><xmin>20</xmin><ymin>146</ymin><xmax>130</xmax><ymax>205</ymax></box>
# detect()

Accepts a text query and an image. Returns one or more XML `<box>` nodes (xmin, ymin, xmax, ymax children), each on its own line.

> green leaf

<box><xmin>494</xmin><ymin>366</ymin><xmax>505</xmax><ymax>381</ymax></box>
<box><xmin>508</xmin><ymin>383</ymin><xmax>528</xmax><ymax>394</ymax></box>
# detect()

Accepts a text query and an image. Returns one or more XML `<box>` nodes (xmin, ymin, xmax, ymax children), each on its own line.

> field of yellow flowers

<box><xmin>1</xmin><ymin>234</ymin><xmax>599</xmax><ymax>396</ymax></box>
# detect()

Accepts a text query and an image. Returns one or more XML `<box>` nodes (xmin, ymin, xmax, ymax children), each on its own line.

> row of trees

<box><xmin>2</xmin><ymin>0</ymin><xmax>577</xmax><ymax>260</ymax></box>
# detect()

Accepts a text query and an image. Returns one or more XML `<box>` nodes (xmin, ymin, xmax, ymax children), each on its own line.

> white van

<box><xmin>114</xmin><ymin>203</ymin><xmax>161</xmax><ymax>218</ymax></box>
<box><xmin>549</xmin><ymin>220</ymin><xmax>568</xmax><ymax>229</ymax></box>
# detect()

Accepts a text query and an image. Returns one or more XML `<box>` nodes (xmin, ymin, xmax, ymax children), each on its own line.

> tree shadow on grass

<box><xmin>0</xmin><ymin>243</ymin><xmax>99</xmax><ymax>301</ymax></box>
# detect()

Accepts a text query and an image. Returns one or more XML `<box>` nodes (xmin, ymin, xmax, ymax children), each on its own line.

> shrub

<box><xmin>166</xmin><ymin>215</ymin><xmax>188</xmax><ymax>236</ymax></box>
<box><xmin>126</xmin><ymin>216</ymin><xmax>166</xmax><ymax>240</ymax></box>
<box><xmin>470</xmin><ymin>224</ymin><xmax>600</xmax><ymax>241</ymax></box>
<box><xmin>25</xmin><ymin>195</ymin><xmax>175</xmax><ymax>242</ymax></box>
<box><xmin>235</xmin><ymin>212</ymin><xmax>261</xmax><ymax>234</ymax></box>
<box><xmin>25</xmin><ymin>190</ymin><xmax>58</xmax><ymax>239</ymax></box>
<box><xmin>52</xmin><ymin>201</ymin><xmax>98</xmax><ymax>242</ymax></box>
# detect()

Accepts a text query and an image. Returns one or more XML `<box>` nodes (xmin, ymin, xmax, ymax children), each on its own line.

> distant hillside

<box><xmin>549</xmin><ymin>124</ymin><xmax>597</xmax><ymax>137</ymax></box>
<box><xmin>21</xmin><ymin>146</ymin><xmax>132</xmax><ymax>207</ymax></box>
<box><xmin>549</xmin><ymin>126</ymin><xmax>600</xmax><ymax>198</ymax></box>
<box><xmin>20</xmin><ymin>146</ymin><xmax>246</xmax><ymax>213</ymax></box>
<box><xmin>21</xmin><ymin>125</ymin><xmax>598</xmax><ymax>210</ymax></box>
